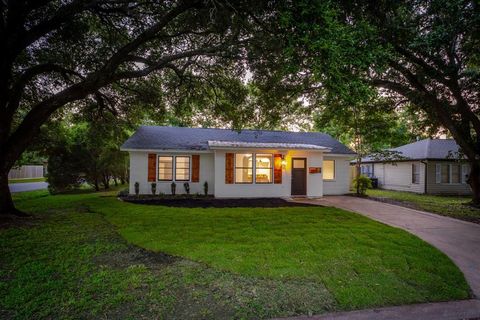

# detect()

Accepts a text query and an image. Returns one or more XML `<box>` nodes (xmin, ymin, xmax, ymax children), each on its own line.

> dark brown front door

<box><xmin>291</xmin><ymin>158</ymin><xmax>307</xmax><ymax>196</ymax></box>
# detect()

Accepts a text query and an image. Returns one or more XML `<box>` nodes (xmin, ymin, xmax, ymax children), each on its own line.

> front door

<box><xmin>291</xmin><ymin>158</ymin><xmax>307</xmax><ymax>196</ymax></box>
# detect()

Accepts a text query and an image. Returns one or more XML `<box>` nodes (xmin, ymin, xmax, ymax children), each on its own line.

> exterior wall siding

<box><xmin>374</xmin><ymin>161</ymin><xmax>425</xmax><ymax>193</ymax></box>
<box><xmin>369</xmin><ymin>160</ymin><xmax>472</xmax><ymax>195</ymax></box>
<box><xmin>129</xmin><ymin>151</ymin><xmax>215</xmax><ymax>195</ymax></box>
<box><xmin>213</xmin><ymin>149</ymin><xmax>325</xmax><ymax>198</ymax></box>
<box><xmin>323</xmin><ymin>156</ymin><xmax>352</xmax><ymax>195</ymax></box>
<box><xmin>128</xmin><ymin>150</ymin><xmax>351</xmax><ymax>197</ymax></box>
<box><xmin>425</xmin><ymin>161</ymin><xmax>471</xmax><ymax>195</ymax></box>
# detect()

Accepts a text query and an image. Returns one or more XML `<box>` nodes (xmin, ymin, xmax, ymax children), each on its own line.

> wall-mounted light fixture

<box><xmin>281</xmin><ymin>155</ymin><xmax>287</xmax><ymax>168</ymax></box>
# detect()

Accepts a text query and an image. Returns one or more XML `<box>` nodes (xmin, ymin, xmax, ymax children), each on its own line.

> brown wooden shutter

<box><xmin>148</xmin><ymin>154</ymin><xmax>157</xmax><ymax>182</ymax></box>
<box><xmin>274</xmin><ymin>154</ymin><xmax>282</xmax><ymax>184</ymax></box>
<box><xmin>191</xmin><ymin>155</ymin><xmax>200</xmax><ymax>182</ymax></box>
<box><xmin>225</xmin><ymin>153</ymin><xmax>234</xmax><ymax>184</ymax></box>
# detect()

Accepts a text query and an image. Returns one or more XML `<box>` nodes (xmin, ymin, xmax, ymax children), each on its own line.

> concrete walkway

<box><xmin>288</xmin><ymin>195</ymin><xmax>480</xmax><ymax>320</ymax></box>
<box><xmin>275</xmin><ymin>299</ymin><xmax>480</xmax><ymax>320</ymax></box>
<box><xmin>9</xmin><ymin>181</ymin><xmax>48</xmax><ymax>193</ymax></box>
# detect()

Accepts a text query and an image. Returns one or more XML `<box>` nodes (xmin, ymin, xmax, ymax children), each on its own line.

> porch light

<box><xmin>281</xmin><ymin>155</ymin><xmax>287</xmax><ymax>168</ymax></box>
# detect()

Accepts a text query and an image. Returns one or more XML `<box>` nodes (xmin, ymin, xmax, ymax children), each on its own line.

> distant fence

<box><xmin>8</xmin><ymin>165</ymin><xmax>44</xmax><ymax>179</ymax></box>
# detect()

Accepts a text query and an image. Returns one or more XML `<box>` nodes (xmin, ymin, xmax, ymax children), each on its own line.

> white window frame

<box><xmin>323</xmin><ymin>160</ymin><xmax>335</xmax><ymax>181</ymax></box>
<box><xmin>234</xmin><ymin>153</ymin><xmax>274</xmax><ymax>184</ymax></box>
<box><xmin>254</xmin><ymin>153</ymin><xmax>273</xmax><ymax>184</ymax></box>
<box><xmin>234</xmin><ymin>153</ymin><xmax>254</xmax><ymax>184</ymax></box>
<box><xmin>175</xmin><ymin>155</ymin><xmax>191</xmax><ymax>182</ymax></box>
<box><xmin>157</xmin><ymin>155</ymin><xmax>191</xmax><ymax>182</ymax></box>
<box><xmin>436</xmin><ymin>163</ymin><xmax>464</xmax><ymax>185</ymax></box>
<box><xmin>158</xmin><ymin>156</ymin><xmax>174</xmax><ymax>181</ymax></box>
<box><xmin>412</xmin><ymin>163</ymin><xmax>420</xmax><ymax>184</ymax></box>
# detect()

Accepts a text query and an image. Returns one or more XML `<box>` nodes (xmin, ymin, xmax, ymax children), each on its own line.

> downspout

<box><xmin>421</xmin><ymin>160</ymin><xmax>428</xmax><ymax>194</ymax></box>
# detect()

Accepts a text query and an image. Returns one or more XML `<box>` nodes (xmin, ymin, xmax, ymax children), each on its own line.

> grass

<box><xmin>8</xmin><ymin>177</ymin><xmax>46</xmax><ymax>184</ymax></box>
<box><xmin>0</xmin><ymin>189</ymin><xmax>470</xmax><ymax>319</ymax></box>
<box><xmin>366</xmin><ymin>189</ymin><xmax>480</xmax><ymax>224</ymax></box>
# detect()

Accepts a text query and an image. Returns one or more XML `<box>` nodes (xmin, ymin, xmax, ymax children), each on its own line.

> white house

<box><xmin>357</xmin><ymin>139</ymin><xmax>471</xmax><ymax>195</ymax></box>
<box><xmin>120</xmin><ymin>126</ymin><xmax>355</xmax><ymax>198</ymax></box>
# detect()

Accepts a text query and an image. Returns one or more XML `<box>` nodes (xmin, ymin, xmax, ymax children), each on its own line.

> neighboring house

<box><xmin>357</xmin><ymin>139</ymin><xmax>471</xmax><ymax>195</ymax></box>
<box><xmin>8</xmin><ymin>165</ymin><xmax>44</xmax><ymax>179</ymax></box>
<box><xmin>120</xmin><ymin>126</ymin><xmax>355</xmax><ymax>197</ymax></box>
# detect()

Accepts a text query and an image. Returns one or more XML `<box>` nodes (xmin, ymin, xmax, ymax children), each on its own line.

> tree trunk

<box><xmin>0</xmin><ymin>170</ymin><xmax>27</xmax><ymax>216</ymax></box>
<box><xmin>93</xmin><ymin>178</ymin><xmax>100</xmax><ymax>192</ymax></box>
<box><xmin>468</xmin><ymin>161</ymin><xmax>480</xmax><ymax>205</ymax></box>
<box><xmin>102</xmin><ymin>173</ymin><xmax>109</xmax><ymax>190</ymax></box>
<box><xmin>0</xmin><ymin>171</ymin><xmax>15</xmax><ymax>215</ymax></box>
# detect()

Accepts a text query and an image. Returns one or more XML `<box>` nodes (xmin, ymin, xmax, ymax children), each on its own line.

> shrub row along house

<box><xmin>121</xmin><ymin>126</ymin><xmax>355</xmax><ymax>197</ymax></box>
<box><xmin>358</xmin><ymin>139</ymin><xmax>471</xmax><ymax>195</ymax></box>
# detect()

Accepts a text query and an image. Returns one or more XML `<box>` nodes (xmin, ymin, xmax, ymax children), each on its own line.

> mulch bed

<box><xmin>120</xmin><ymin>196</ymin><xmax>318</xmax><ymax>208</ymax></box>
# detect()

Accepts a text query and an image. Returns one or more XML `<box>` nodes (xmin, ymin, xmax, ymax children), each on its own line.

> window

<box><xmin>255</xmin><ymin>154</ymin><xmax>273</xmax><ymax>183</ymax></box>
<box><xmin>441</xmin><ymin>164</ymin><xmax>450</xmax><ymax>183</ymax></box>
<box><xmin>293</xmin><ymin>159</ymin><xmax>305</xmax><ymax>168</ymax></box>
<box><xmin>361</xmin><ymin>164</ymin><xmax>373</xmax><ymax>177</ymax></box>
<box><xmin>158</xmin><ymin>156</ymin><xmax>173</xmax><ymax>181</ymax></box>
<box><xmin>451</xmin><ymin>164</ymin><xmax>461</xmax><ymax>184</ymax></box>
<box><xmin>323</xmin><ymin>160</ymin><xmax>335</xmax><ymax>180</ymax></box>
<box><xmin>235</xmin><ymin>153</ymin><xmax>253</xmax><ymax>183</ymax></box>
<box><xmin>175</xmin><ymin>156</ymin><xmax>190</xmax><ymax>181</ymax></box>
<box><xmin>462</xmin><ymin>164</ymin><xmax>470</xmax><ymax>184</ymax></box>
<box><xmin>412</xmin><ymin>163</ymin><xmax>420</xmax><ymax>184</ymax></box>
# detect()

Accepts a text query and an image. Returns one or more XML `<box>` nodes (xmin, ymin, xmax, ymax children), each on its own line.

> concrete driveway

<box><xmin>299</xmin><ymin>195</ymin><xmax>480</xmax><ymax>298</ymax></box>
<box><xmin>9</xmin><ymin>182</ymin><xmax>48</xmax><ymax>193</ymax></box>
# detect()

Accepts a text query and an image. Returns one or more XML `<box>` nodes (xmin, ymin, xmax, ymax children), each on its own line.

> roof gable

<box><xmin>121</xmin><ymin>126</ymin><xmax>355</xmax><ymax>154</ymax></box>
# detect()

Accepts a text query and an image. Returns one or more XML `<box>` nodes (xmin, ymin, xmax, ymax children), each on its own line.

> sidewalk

<box><xmin>275</xmin><ymin>299</ymin><xmax>480</xmax><ymax>320</ymax></box>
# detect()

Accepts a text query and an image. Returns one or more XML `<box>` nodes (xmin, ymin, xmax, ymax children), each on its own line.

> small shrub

<box><xmin>151</xmin><ymin>182</ymin><xmax>157</xmax><ymax>195</ymax></box>
<box><xmin>353</xmin><ymin>175</ymin><xmax>372</xmax><ymax>195</ymax></box>
<box><xmin>171</xmin><ymin>182</ymin><xmax>176</xmax><ymax>195</ymax></box>
<box><xmin>203</xmin><ymin>181</ymin><xmax>208</xmax><ymax>196</ymax></box>
<box><xmin>117</xmin><ymin>188</ymin><xmax>129</xmax><ymax>197</ymax></box>
<box><xmin>134</xmin><ymin>182</ymin><xmax>140</xmax><ymax>196</ymax></box>
<box><xmin>183</xmin><ymin>182</ymin><xmax>190</xmax><ymax>195</ymax></box>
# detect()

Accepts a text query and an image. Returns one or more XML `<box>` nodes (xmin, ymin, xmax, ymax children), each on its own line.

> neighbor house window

<box><xmin>441</xmin><ymin>164</ymin><xmax>450</xmax><ymax>183</ymax></box>
<box><xmin>412</xmin><ymin>163</ymin><xmax>420</xmax><ymax>184</ymax></box>
<box><xmin>462</xmin><ymin>164</ymin><xmax>470</xmax><ymax>184</ymax></box>
<box><xmin>235</xmin><ymin>153</ymin><xmax>253</xmax><ymax>183</ymax></box>
<box><xmin>451</xmin><ymin>164</ymin><xmax>461</xmax><ymax>184</ymax></box>
<box><xmin>158</xmin><ymin>156</ymin><xmax>173</xmax><ymax>181</ymax></box>
<box><xmin>323</xmin><ymin>160</ymin><xmax>335</xmax><ymax>180</ymax></box>
<box><xmin>175</xmin><ymin>156</ymin><xmax>190</xmax><ymax>181</ymax></box>
<box><xmin>255</xmin><ymin>154</ymin><xmax>273</xmax><ymax>183</ymax></box>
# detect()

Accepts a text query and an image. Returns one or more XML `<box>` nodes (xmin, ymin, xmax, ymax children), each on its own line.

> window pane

<box><xmin>158</xmin><ymin>156</ymin><xmax>173</xmax><ymax>180</ymax></box>
<box><xmin>235</xmin><ymin>168</ymin><xmax>253</xmax><ymax>183</ymax></box>
<box><xmin>441</xmin><ymin>164</ymin><xmax>450</xmax><ymax>183</ymax></box>
<box><xmin>235</xmin><ymin>154</ymin><xmax>253</xmax><ymax>168</ymax></box>
<box><xmin>293</xmin><ymin>159</ymin><xmax>305</xmax><ymax>168</ymax></box>
<box><xmin>235</xmin><ymin>154</ymin><xmax>253</xmax><ymax>183</ymax></box>
<box><xmin>412</xmin><ymin>163</ymin><xmax>420</xmax><ymax>184</ymax></box>
<box><xmin>451</xmin><ymin>164</ymin><xmax>460</xmax><ymax>183</ymax></box>
<box><xmin>175</xmin><ymin>156</ymin><xmax>190</xmax><ymax>180</ymax></box>
<box><xmin>255</xmin><ymin>154</ymin><xmax>272</xmax><ymax>183</ymax></box>
<box><xmin>323</xmin><ymin>160</ymin><xmax>335</xmax><ymax>180</ymax></box>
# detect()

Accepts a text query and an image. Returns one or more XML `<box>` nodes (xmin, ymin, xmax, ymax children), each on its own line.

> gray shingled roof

<box><xmin>360</xmin><ymin>139</ymin><xmax>463</xmax><ymax>162</ymax></box>
<box><xmin>121</xmin><ymin>126</ymin><xmax>355</xmax><ymax>154</ymax></box>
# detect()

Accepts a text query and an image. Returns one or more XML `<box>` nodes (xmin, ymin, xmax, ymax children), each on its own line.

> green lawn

<box><xmin>366</xmin><ymin>189</ymin><xmax>480</xmax><ymax>224</ymax></box>
<box><xmin>8</xmin><ymin>177</ymin><xmax>46</xmax><ymax>184</ymax></box>
<box><xmin>0</xmin><ymin>189</ymin><xmax>470</xmax><ymax>319</ymax></box>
